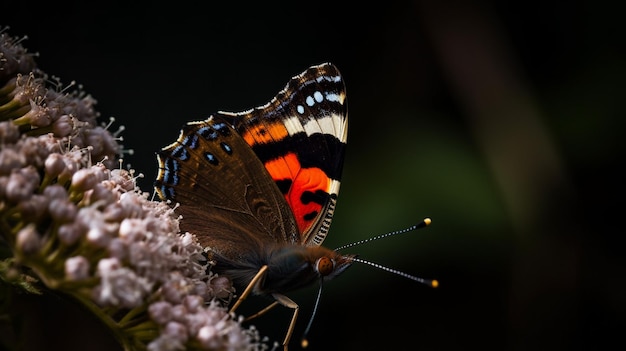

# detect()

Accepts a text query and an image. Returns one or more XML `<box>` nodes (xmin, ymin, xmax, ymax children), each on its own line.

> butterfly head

<box><xmin>310</xmin><ymin>247</ymin><xmax>355</xmax><ymax>280</ymax></box>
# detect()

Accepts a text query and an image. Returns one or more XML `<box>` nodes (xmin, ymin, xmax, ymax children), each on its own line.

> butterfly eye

<box><xmin>315</xmin><ymin>257</ymin><xmax>335</xmax><ymax>276</ymax></box>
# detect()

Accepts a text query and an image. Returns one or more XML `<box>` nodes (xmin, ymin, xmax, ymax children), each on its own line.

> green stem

<box><xmin>68</xmin><ymin>292</ymin><xmax>138</xmax><ymax>350</ymax></box>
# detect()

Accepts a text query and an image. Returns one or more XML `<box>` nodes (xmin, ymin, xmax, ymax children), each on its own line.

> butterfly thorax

<box><xmin>210</xmin><ymin>244</ymin><xmax>354</xmax><ymax>295</ymax></box>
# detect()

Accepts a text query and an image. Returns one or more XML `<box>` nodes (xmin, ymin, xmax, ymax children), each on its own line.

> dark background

<box><xmin>2</xmin><ymin>1</ymin><xmax>624</xmax><ymax>350</ymax></box>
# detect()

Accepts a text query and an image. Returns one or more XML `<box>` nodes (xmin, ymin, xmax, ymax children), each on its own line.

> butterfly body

<box><xmin>213</xmin><ymin>243</ymin><xmax>354</xmax><ymax>295</ymax></box>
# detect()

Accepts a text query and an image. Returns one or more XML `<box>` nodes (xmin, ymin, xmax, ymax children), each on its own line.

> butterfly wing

<box><xmin>223</xmin><ymin>63</ymin><xmax>348</xmax><ymax>246</ymax></box>
<box><xmin>155</xmin><ymin>116</ymin><xmax>299</xmax><ymax>258</ymax></box>
<box><xmin>155</xmin><ymin>63</ymin><xmax>347</xmax><ymax>256</ymax></box>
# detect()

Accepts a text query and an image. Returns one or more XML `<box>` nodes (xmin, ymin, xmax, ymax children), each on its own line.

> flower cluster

<box><xmin>0</xmin><ymin>26</ymin><xmax>268</xmax><ymax>350</ymax></box>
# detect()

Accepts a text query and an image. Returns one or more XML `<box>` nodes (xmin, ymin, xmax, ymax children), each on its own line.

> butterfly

<box><xmin>155</xmin><ymin>63</ymin><xmax>352</xmax><ymax>349</ymax></box>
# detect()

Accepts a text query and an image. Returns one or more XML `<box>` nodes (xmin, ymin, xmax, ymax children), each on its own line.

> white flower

<box><xmin>93</xmin><ymin>257</ymin><xmax>153</xmax><ymax>308</ymax></box>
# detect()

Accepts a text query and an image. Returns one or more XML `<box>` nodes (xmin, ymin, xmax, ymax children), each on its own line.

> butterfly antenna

<box><xmin>335</xmin><ymin>217</ymin><xmax>438</xmax><ymax>288</ymax></box>
<box><xmin>301</xmin><ymin>278</ymin><xmax>324</xmax><ymax>348</ymax></box>
<box><xmin>350</xmin><ymin>257</ymin><xmax>438</xmax><ymax>288</ymax></box>
<box><xmin>334</xmin><ymin>217</ymin><xmax>432</xmax><ymax>251</ymax></box>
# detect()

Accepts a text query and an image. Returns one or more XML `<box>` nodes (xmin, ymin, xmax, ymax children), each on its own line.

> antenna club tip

<box><xmin>423</xmin><ymin>218</ymin><xmax>432</xmax><ymax>226</ymax></box>
<box><xmin>301</xmin><ymin>338</ymin><xmax>309</xmax><ymax>348</ymax></box>
<box><xmin>431</xmin><ymin>279</ymin><xmax>439</xmax><ymax>288</ymax></box>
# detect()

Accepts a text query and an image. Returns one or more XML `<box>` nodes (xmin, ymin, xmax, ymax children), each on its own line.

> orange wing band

<box><xmin>264</xmin><ymin>153</ymin><xmax>330</xmax><ymax>234</ymax></box>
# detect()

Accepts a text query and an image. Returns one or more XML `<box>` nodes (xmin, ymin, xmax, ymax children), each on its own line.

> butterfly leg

<box><xmin>271</xmin><ymin>293</ymin><xmax>299</xmax><ymax>351</ymax></box>
<box><xmin>227</xmin><ymin>265</ymin><xmax>298</xmax><ymax>350</ymax></box>
<box><xmin>230</xmin><ymin>265</ymin><xmax>269</xmax><ymax>314</ymax></box>
<box><xmin>244</xmin><ymin>301</ymin><xmax>279</xmax><ymax>322</ymax></box>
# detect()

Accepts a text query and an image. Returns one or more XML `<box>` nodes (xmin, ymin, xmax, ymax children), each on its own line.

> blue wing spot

<box><xmin>213</xmin><ymin>122</ymin><xmax>230</xmax><ymax>136</ymax></box>
<box><xmin>204</xmin><ymin>152</ymin><xmax>219</xmax><ymax>165</ymax></box>
<box><xmin>171</xmin><ymin>145</ymin><xmax>189</xmax><ymax>161</ymax></box>
<box><xmin>221</xmin><ymin>142</ymin><xmax>232</xmax><ymax>155</ymax></box>
<box><xmin>198</xmin><ymin>126</ymin><xmax>218</xmax><ymax>141</ymax></box>
<box><xmin>161</xmin><ymin>158</ymin><xmax>180</xmax><ymax>185</ymax></box>
<box><xmin>182</xmin><ymin>134</ymin><xmax>199</xmax><ymax>149</ymax></box>
<box><xmin>160</xmin><ymin>185</ymin><xmax>175</xmax><ymax>199</ymax></box>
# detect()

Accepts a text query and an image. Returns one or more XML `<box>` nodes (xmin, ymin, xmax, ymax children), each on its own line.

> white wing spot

<box><xmin>284</xmin><ymin>116</ymin><xmax>305</xmax><ymax>135</ymax></box>
<box><xmin>302</xmin><ymin>113</ymin><xmax>345</xmax><ymax>136</ymax></box>
<box><xmin>325</xmin><ymin>93</ymin><xmax>340</xmax><ymax>102</ymax></box>
<box><xmin>303</xmin><ymin>118</ymin><xmax>323</xmax><ymax>135</ymax></box>
<box><xmin>297</xmin><ymin>105</ymin><xmax>305</xmax><ymax>114</ymax></box>
<box><xmin>306</xmin><ymin>96</ymin><xmax>315</xmax><ymax>107</ymax></box>
<box><xmin>314</xmin><ymin>91</ymin><xmax>324</xmax><ymax>103</ymax></box>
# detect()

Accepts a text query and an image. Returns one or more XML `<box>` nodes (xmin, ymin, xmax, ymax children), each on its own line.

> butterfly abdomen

<box><xmin>210</xmin><ymin>244</ymin><xmax>353</xmax><ymax>295</ymax></box>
